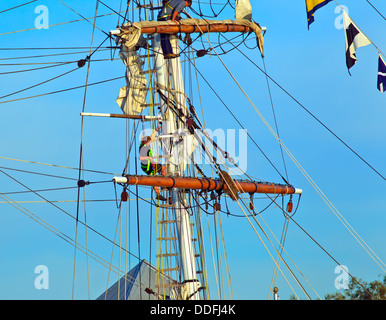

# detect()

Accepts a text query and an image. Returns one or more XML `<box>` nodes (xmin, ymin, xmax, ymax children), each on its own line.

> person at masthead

<box><xmin>157</xmin><ymin>0</ymin><xmax>192</xmax><ymax>59</ymax></box>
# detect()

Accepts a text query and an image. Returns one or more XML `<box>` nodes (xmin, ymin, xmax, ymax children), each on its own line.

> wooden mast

<box><xmin>110</xmin><ymin>2</ymin><xmax>290</xmax><ymax>299</ymax></box>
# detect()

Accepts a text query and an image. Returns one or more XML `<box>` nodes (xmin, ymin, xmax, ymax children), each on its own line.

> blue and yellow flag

<box><xmin>306</xmin><ymin>0</ymin><xmax>333</xmax><ymax>28</ymax></box>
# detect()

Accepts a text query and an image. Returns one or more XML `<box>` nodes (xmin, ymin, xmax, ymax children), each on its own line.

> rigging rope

<box><xmin>268</xmin><ymin>198</ymin><xmax>290</xmax><ymax>299</ymax></box>
<box><xmin>188</xmin><ymin>61</ymin><xmax>289</xmax><ymax>184</ymax></box>
<box><xmin>0</xmin><ymin>66</ymin><xmax>79</xmax><ymax>100</ymax></box>
<box><xmin>181</xmin><ymin>22</ymin><xmax>386</xmax><ymax>282</ymax></box>
<box><xmin>223</xmin><ymin>49</ymin><xmax>386</xmax><ymax>276</ymax></box>
<box><xmin>0</xmin><ymin>156</ymin><xmax>120</xmax><ymax>176</ymax></box>
<box><xmin>0</xmin><ymin>62</ymin><xmax>72</xmax><ymax>76</ymax></box>
<box><xmin>200</xmin><ymin>143</ymin><xmax>313</xmax><ymax>299</ymax></box>
<box><xmin>0</xmin><ymin>0</ymin><xmax>37</xmax><ymax>14</ymax></box>
<box><xmin>104</xmin><ymin>204</ymin><xmax>124</xmax><ymax>299</ymax></box>
<box><xmin>0</xmin><ymin>10</ymin><xmax>125</xmax><ymax>37</ymax></box>
<box><xmin>234</xmin><ymin>45</ymin><xmax>386</xmax><ymax>182</ymax></box>
<box><xmin>262</xmin><ymin>57</ymin><xmax>289</xmax><ymax>183</ymax></box>
<box><xmin>73</xmin><ymin>0</ymin><xmax>100</xmax><ymax>300</ymax></box>
<box><xmin>4</xmin><ymin>0</ymin><xmax>381</xmax><ymax>299</ymax></box>
<box><xmin>176</xmin><ymin>22</ymin><xmax>351</xmax><ymax>298</ymax></box>
<box><xmin>0</xmin><ymin>169</ymin><xmax>145</xmax><ymax>264</ymax></box>
<box><xmin>0</xmin><ymin>192</ymin><xmax>143</xmax><ymax>287</ymax></box>
<box><xmin>365</xmin><ymin>0</ymin><xmax>386</xmax><ymax>21</ymax></box>
<box><xmin>0</xmin><ymin>48</ymin><xmax>110</xmax><ymax>61</ymax></box>
<box><xmin>151</xmin><ymin>35</ymin><xmax>305</xmax><ymax>297</ymax></box>
<box><xmin>0</xmin><ymin>75</ymin><xmax>125</xmax><ymax>105</ymax></box>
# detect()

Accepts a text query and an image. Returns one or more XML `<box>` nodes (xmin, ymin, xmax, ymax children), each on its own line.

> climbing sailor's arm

<box><xmin>171</xmin><ymin>10</ymin><xmax>180</xmax><ymax>23</ymax></box>
<box><xmin>150</xmin><ymin>124</ymin><xmax>161</xmax><ymax>141</ymax></box>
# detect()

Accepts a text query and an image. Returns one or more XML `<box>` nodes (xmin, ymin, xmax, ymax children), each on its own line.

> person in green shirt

<box><xmin>139</xmin><ymin>124</ymin><xmax>167</xmax><ymax>201</ymax></box>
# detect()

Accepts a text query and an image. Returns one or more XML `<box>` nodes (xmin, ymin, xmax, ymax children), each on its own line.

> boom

<box><xmin>113</xmin><ymin>175</ymin><xmax>302</xmax><ymax>195</ymax></box>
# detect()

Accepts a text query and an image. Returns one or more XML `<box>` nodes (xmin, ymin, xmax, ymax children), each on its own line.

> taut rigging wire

<box><xmin>187</xmin><ymin>61</ymin><xmax>289</xmax><ymax>185</ymax></box>
<box><xmin>0</xmin><ymin>75</ymin><xmax>125</xmax><ymax>105</ymax></box>
<box><xmin>191</xmin><ymin>0</ymin><xmax>231</xmax><ymax>18</ymax></box>
<box><xmin>179</xmin><ymin>19</ymin><xmax>354</xmax><ymax>298</ymax></box>
<box><xmin>0</xmin><ymin>10</ymin><xmax>125</xmax><ymax>37</ymax></box>
<box><xmin>365</xmin><ymin>0</ymin><xmax>386</xmax><ymax>21</ymax></box>
<box><xmin>3</xmin><ymin>0</ymin><xmax>382</xmax><ymax>300</ymax></box>
<box><xmin>196</xmin><ymin>24</ymin><xmax>386</xmax><ymax>279</ymax></box>
<box><xmin>186</xmin><ymin>8</ymin><xmax>385</xmax><ymax>183</ymax></box>
<box><xmin>99</xmin><ymin>0</ymin><xmax>128</xmax><ymax>21</ymax></box>
<box><xmin>261</xmin><ymin>57</ymin><xmax>289</xmax><ymax>184</ymax></box>
<box><xmin>0</xmin><ymin>46</ymin><xmax>120</xmax><ymax>50</ymax></box>
<box><xmin>0</xmin><ymin>166</ymin><xmax>77</xmax><ymax>181</ymax></box>
<box><xmin>0</xmin><ymin>156</ymin><xmax>120</xmax><ymax>176</ymax></box>
<box><xmin>0</xmin><ymin>170</ymin><xmax>142</xmax><ymax>260</ymax></box>
<box><xmin>0</xmin><ymin>189</ymin><xmax>157</xmax><ymax>299</ymax></box>
<box><xmin>0</xmin><ymin>48</ymin><xmax>110</xmax><ymax>61</ymax></box>
<box><xmin>0</xmin><ymin>0</ymin><xmax>37</xmax><ymax>14</ymax></box>
<box><xmin>73</xmin><ymin>0</ymin><xmax>101</xmax><ymax>300</ymax></box>
<box><xmin>0</xmin><ymin>62</ymin><xmax>73</xmax><ymax>76</ymax></box>
<box><xmin>207</xmin><ymin>31</ymin><xmax>386</xmax><ymax>277</ymax></box>
<box><xmin>58</xmin><ymin>0</ymin><xmax>112</xmax><ymax>38</ymax></box>
<box><xmin>0</xmin><ymin>66</ymin><xmax>79</xmax><ymax>100</ymax></box>
<box><xmin>232</xmin><ymin>43</ymin><xmax>386</xmax><ymax>182</ymax></box>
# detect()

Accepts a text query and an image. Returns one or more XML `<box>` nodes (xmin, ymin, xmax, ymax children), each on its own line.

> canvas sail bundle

<box><xmin>235</xmin><ymin>0</ymin><xmax>252</xmax><ymax>20</ymax></box>
<box><xmin>119</xmin><ymin>19</ymin><xmax>264</xmax><ymax>55</ymax></box>
<box><xmin>116</xmin><ymin>33</ymin><xmax>148</xmax><ymax>115</ymax></box>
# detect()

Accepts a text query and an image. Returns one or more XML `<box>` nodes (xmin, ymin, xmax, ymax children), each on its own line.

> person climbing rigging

<box><xmin>157</xmin><ymin>0</ymin><xmax>192</xmax><ymax>59</ymax></box>
<box><xmin>139</xmin><ymin>124</ymin><xmax>167</xmax><ymax>201</ymax></box>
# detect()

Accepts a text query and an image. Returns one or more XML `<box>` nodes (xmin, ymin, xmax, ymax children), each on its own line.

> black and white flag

<box><xmin>343</xmin><ymin>11</ymin><xmax>371</xmax><ymax>75</ymax></box>
<box><xmin>378</xmin><ymin>54</ymin><xmax>386</xmax><ymax>93</ymax></box>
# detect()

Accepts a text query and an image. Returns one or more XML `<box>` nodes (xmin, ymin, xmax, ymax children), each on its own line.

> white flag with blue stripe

<box><xmin>378</xmin><ymin>54</ymin><xmax>386</xmax><ymax>93</ymax></box>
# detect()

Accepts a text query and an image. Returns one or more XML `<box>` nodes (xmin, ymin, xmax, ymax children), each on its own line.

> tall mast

<box><xmin>110</xmin><ymin>1</ymin><xmax>297</xmax><ymax>300</ymax></box>
<box><xmin>153</xmin><ymin>34</ymin><xmax>201</xmax><ymax>300</ymax></box>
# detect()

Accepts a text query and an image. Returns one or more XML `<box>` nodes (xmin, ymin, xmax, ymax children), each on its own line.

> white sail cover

<box><xmin>235</xmin><ymin>0</ymin><xmax>252</xmax><ymax>21</ymax></box>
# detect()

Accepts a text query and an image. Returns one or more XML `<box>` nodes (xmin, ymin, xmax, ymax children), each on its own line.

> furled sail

<box><xmin>120</xmin><ymin>19</ymin><xmax>264</xmax><ymax>55</ymax></box>
<box><xmin>235</xmin><ymin>0</ymin><xmax>252</xmax><ymax>21</ymax></box>
<box><xmin>116</xmin><ymin>31</ymin><xmax>147</xmax><ymax>115</ymax></box>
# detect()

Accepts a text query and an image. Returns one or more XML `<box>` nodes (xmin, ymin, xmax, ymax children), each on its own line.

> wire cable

<box><xmin>0</xmin><ymin>66</ymin><xmax>79</xmax><ymax>100</ymax></box>
<box><xmin>0</xmin><ymin>0</ymin><xmax>37</xmax><ymax>14</ymax></box>
<box><xmin>72</xmin><ymin>0</ymin><xmax>100</xmax><ymax>300</ymax></box>
<box><xmin>234</xmin><ymin>44</ymin><xmax>386</xmax><ymax>182</ymax></box>
<box><xmin>365</xmin><ymin>0</ymin><xmax>386</xmax><ymax>21</ymax></box>
<box><xmin>0</xmin><ymin>75</ymin><xmax>124</xmax><ymax>105</ymax></box>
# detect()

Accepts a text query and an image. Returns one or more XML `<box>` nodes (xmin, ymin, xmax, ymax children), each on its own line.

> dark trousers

<box><xmin>157</xmin><ymin>17</ymin><xmax>173</xmax><ymax>55</ymax></box>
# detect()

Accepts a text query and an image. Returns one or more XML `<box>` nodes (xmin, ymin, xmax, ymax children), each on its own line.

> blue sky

<box><xmin>0</xmin><ymin>0</ymin><xmax>385</xmax><ymax>300</ymax></box>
